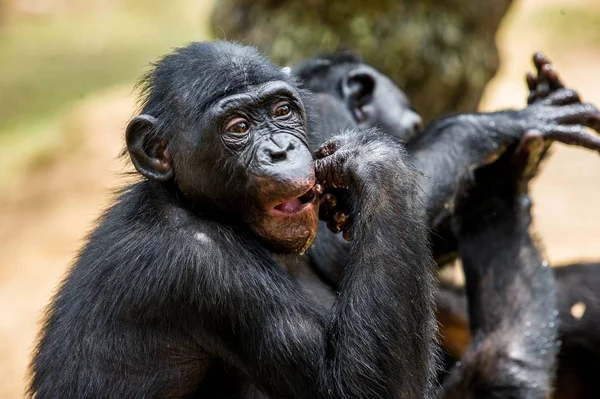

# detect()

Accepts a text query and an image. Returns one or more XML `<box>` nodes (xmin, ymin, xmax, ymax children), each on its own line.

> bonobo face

<box><xmin>294</xmin><ymin>55</ymin><xmax>423</xmax><ymax>142</ymax></box>
<box><xmin>126</xmin><ymin>42</ymin><xmax>319</xmax><ymax>254</ymax></box>
<box><xmin>202</xmin><ymin>80</ymin><xmax>319</xmax><ymax>254</ymax></box>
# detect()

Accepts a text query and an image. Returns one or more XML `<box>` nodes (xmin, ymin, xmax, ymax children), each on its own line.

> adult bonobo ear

<box><xmin>341</xmin><ymin>69</ymin><xmax>375</xmax><ymax>123</ymax></box>
<box><xmin>126</xmin><ymin>115</ymin><xmax>174</xmax><ymax>181</ymax></box>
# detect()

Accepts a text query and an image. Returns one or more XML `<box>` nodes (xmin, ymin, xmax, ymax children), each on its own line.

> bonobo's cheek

<box><xmin>252</xmin><ymin>202</ymin><xmax>319</xmax><ymax>254</ymax></box>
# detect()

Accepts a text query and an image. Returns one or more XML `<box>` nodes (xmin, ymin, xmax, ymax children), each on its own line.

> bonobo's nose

<box><xmin>264</xmin><ymin>135</ymin><xmax>297</xmax><ymax>163</ymax></box>
<box><xmin>257</xmin><ymin>133</ymin><xmax>314</xmax><ymax>182</ymax></box>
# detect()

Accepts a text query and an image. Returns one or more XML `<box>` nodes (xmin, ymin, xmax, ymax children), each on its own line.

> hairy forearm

<box><xmin>449</xmin><ymin>195</ymin><xmax>558</xmax><ymax>396</ymax></box>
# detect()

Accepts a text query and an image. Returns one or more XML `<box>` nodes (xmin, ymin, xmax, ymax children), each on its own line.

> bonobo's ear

<box><xmin>126</xmin><ymin>115</ymin><xmax>173</xmax><ymax>181</ymax></box>
<box><xmin>341</xmin><ymin>69</ymin><xmax>376</xmax><ymax>123</ymax></box>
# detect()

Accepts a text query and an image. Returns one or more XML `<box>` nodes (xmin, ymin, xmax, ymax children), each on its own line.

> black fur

<box><xmin>295</xmin><ymin>53</ymin><xmax>600</xmax><ymax>398</ymax></box>
<box><xmin>437</xmin><ymin>262</ymin><xmax>600</xmax><ymax>399</ymax></box>
<box><xmin>29</xmin><ymin>42</ymin><xmax>438</xmax><ymax>398</ymax></box>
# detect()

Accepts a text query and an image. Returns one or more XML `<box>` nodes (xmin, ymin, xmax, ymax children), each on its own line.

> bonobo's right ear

<box><xmin>126</xmin><ymin>115</ymin><xmax>173</xmax><ymax>181</ymax></box>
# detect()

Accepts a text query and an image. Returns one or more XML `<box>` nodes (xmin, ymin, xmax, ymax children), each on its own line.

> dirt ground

<box><xmin>1</xmin><ymin>0</ymin><xmax>599</xmax><ymax>397</ymax></box>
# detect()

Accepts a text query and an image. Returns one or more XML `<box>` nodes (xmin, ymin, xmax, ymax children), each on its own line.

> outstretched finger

<box><xmin>543</xmin><ymin>125</ymin><xmax>600</xmax><ymax>153</ymax></box>
<box><xmin>556</xmin><ymin>103</ymin><xmax>600</xmax><ymax>131</ymax></box>
<box><xmin>540</xmin><ymin>89</ymin><xmax>580</xmax><ymax>106</ymax></box>
<box><xmin>533</xmin><ymin>52</ymin><xmax>552</xmax><ymax>71</ymax></box>
<box><xmin>541</xmin><ymin>63</ymin><xmax>564</xmax><ymax>91</ymax></box>
<box><xmin>526</xmin><ymin>72</ymin><xmax>537</xmax><ymax>92</ymax></box>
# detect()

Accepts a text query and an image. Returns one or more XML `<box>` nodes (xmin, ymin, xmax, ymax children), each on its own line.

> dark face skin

<box><xmin>293</xmin><ymin>55</ymin><xmax>423</xmax><ymax>142</ymax></box>
<box><xmin>126</xmin><ymin>80</ymin><xmax>319</xmax><ymax>254</ymax></box>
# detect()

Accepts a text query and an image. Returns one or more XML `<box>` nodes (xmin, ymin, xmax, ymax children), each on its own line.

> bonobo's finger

<box><xmin>526</xmin><ymin>72</ymin><xmax>537</xmax><ymax>92</ymax></box>
<box><xmin>333</xmin><ymin>210</ymin><xmax>347</xmax><ymax>227</ymax></box>
<box><xmin>540</xmin><ymin>89</ymin><xmax>580</xmax><ymax>106</ymax></box>
<box><xmin>533</xmin><ymin>52</ymin><xmax>552</xmax><ymax>71</ymax></box>
<box><xmin>315</xmin><ymin>136</ymin><xmax>347</xmax><ymax>159</ymax></box>
<box><xmin>326</xmin><ymin>212</ymin><xmax>348</xmax><ymax>234</ymax></box>
<box><xmin>513</xmin><ymin>130</ymin><xmax>546</xmax><ymax>182</ymax></box>
<box><xmin>342</xmin><ymin>225</ymin><xmax>353</xmax><ymax>241</ymax></box>
<box><xmin>534</xmin><ymin>79</ymin><xmax>550</xmax><ymax>101</ymax></box>
<box><xmin>541</xmin><ymin>63</ymin><xmax>564</xmax><ymax>90</ymax></box>
<box><xmin>319</xmin><ymin>192</ymin><xmax>338</xmax><ymax>218</ymax></box>
<box><xmin>314</xmin><ymin>156</ymin><xmax>349</xmax><ymax>189</ymax></box>
<box><xmin>542</xmin><ymin>125</ymin><xmax>600</xmax><ymax>153</ymax></box>
<box><xmin>555</xmin><ymin>103</ymin><xmax>600</xmax><ymax>131</ymax></box>
<box><xmin>315</xmin><ymin>142</ymin><xmax>336</xmax><ymax>159</ymax></box>
<box><xmin>326</xmin><ymin>219</ymin><xmax>341</xmax><ymax>233</ymax></box>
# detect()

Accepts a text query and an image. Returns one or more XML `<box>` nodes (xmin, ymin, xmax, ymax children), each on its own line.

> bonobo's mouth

<box><xmin>271</xmin><ymin>186</ymin><xmax>317</xmax><ymax>216</ymax></box>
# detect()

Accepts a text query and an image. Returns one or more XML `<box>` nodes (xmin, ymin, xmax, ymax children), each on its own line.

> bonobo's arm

<box><xmin>193</xmin><ymin>130</ymin><xmax>437</xmax><ymax>398</ymax></box>
<box><xmin>407</xmin><ymin>53</ymin><xmax>600</xmax><ymax>233</ymax></box>
<box><xmin>441</xmin><ymin>134</ymin><xmax>559</xmax><ymax>398</ymax></box>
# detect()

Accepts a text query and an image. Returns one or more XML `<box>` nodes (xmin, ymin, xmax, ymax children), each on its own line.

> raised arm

<box><xmin>407</xmin><ymin>53</ymin><xmax>600</xmax><ymax>234</ymax></box>
<box><xmin>441</xmin><ymin>132</ymin><xmax>559</xmax><ymax>398</ymax></box>
<box><xmin>190</xmin><ymin>130</ymin><xmax>438</xmax><ymax>398</ymax></box>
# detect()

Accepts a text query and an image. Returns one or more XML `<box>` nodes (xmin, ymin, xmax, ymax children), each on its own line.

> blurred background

<box><xmin>0</xmin><ymin>0</ymin><xmax>599</xmax><ymax>397</ymax></box>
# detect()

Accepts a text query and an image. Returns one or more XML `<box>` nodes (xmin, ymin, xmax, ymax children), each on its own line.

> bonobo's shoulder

<box><xmin>74</xmin><ymin>181</ymin><xmax>234</xmax><ymax>277</ymax></box>
<box><xmin>105</xmin><ymin>180</ymin><xmax>229</xmax><ymax>238</ymax></box>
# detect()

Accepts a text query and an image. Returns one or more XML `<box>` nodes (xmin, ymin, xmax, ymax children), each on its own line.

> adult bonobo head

<box><xmin>292</xmin><ymin>52</ymin><xmax>423</xmax><ymax>143</ymax></box>
<box><xmin>126</xmin><ymin>41</ymin><xmax>319</xmax><ymax>253</ymax></box>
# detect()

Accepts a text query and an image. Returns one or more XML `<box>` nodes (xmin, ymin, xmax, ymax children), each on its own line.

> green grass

<box><xmin>0</xmin><ymin>0</ymin><xmax>214</xmax><ymax>136</ymax></box>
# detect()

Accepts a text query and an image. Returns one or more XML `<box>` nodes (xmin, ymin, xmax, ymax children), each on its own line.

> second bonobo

<box><xmin>295</xmin><ymin>52</ymin><xmax>600</xmax><ymax>273</ymax></box>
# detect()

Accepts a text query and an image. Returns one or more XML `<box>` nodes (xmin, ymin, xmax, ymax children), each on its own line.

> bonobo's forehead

<box><xmin>139</xmin><ymin>41</ymin><xmax>289</xmax><ymax>117</ymax></box>
<box><xmin>212</xmin><ymin>80</ymin><xmax>303</xmax><ymax>114</ymax></box>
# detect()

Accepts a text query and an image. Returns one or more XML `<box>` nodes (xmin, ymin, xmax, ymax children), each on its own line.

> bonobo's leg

<box><xmin>436</xmin><ymin>262</ymin><xmax>600</xmax><ymax>398</ymax></box>
<box><xmin>441</xmin><ymin>133</ymin><xmax>559</xmax><ymax>398</ymax></box>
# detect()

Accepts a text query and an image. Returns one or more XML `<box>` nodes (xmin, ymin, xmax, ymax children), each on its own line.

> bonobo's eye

<box><xmin>226</xmin><ymin>117</ymin><xmax>250</xmax><ymax>134</ymax></box>
<box><xmin>272</xmin><ymin>102</ymin><xmax>292</xmax><ymax>118</ymax></box>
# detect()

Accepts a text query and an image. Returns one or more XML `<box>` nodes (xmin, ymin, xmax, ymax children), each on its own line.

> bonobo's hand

<box><xmin>413</xmin><ymin>52</ymin><xmax>600</xmax><ymax>230</ymax></box>
<box><xmin>456</xmin><ymin>53</ymin><xmax>579</xmax><ymax>211</ymax></box>
<box><xmin>515</xmin><ymin>52</ymin><xmax>600</xmax><ymax>149</ymax></box>
<box><xmin>314</xmin><ymin>130</ymin><xmax>407</xmax><ymax>240</ymax></box>
<box><xmin>469</xmin><ymin>52</ymin><xmax>600</xmax><ymax>171</ymax></box>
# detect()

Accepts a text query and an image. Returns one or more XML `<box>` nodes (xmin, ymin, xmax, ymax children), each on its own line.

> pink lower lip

<box><xmin>270</xmin><ymin>187</ymin><xmax>316</xmax><ymax>216</ymax></box>
<box><xmin>274</xmin><ymin>198</ymin><xmax>304</xmax><ymax>213</ymax></box>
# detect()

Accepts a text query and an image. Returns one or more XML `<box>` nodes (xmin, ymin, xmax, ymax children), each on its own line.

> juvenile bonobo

<box><xmin>29</xmin><ymin>41</ymin><xmax>438</xmax><ymax>398</ymax></box>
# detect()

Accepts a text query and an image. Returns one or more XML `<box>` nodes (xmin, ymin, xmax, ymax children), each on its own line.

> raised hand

<box><xmin>409</xmin><ymin>52</ymin><xmax>600</xmax><ymax>232</ymax></box>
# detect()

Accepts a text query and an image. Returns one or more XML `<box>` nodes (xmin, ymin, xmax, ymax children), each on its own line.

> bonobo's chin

<box><xmin>252</xmin><ymin>190</ymin><xmax>319</xmax><ymax>254</ymax></box>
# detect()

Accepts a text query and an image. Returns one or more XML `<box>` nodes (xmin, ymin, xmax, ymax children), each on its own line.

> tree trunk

<box><xmin>211</xmin><ymin>0</ymin><xmax>513</xmax><ymax>122</ymax></box>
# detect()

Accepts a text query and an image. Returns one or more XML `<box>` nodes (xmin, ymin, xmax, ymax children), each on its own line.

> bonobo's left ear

<box><xmin>341</xmin><ymin>69</ymin><xmax>376</xmax><ymax>123</ymax></box>
<box><xmin>126</xmin><ymin>115</ymin><xmax>174</xmax><ymax>181</ymax></box>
